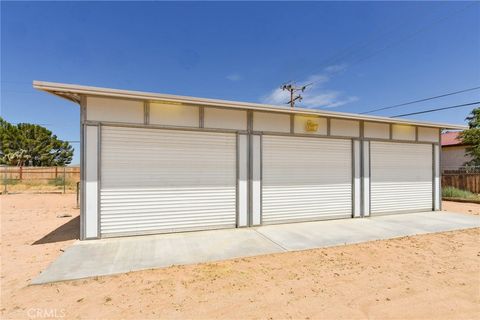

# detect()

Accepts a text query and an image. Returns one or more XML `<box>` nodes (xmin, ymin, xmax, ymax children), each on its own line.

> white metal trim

<box><xmin>33</xmin><ymin>80</ymin><xmax>466</xmax><ymax>130</ymax></box>
<box><xmin>84</xmin><ymin>120</ymin><xmax>247</xmax><ymax>134</ymax></box>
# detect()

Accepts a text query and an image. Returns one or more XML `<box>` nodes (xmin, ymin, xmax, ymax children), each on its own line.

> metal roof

<box><xmin>33</xmin><ymin>80</ymin><xmax>467</xmax><ymax>130</ymax></box>
<box><xmin>441</xmin><ymin>131</ymin><xmax>466</xmax><ymax>146</ymax></box>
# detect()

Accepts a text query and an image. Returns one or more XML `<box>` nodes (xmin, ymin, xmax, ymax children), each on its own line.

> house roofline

<box><xmin>33</xmin><ymin>80</ymin><xmax>468</xmax><ymax>130</ymax></box>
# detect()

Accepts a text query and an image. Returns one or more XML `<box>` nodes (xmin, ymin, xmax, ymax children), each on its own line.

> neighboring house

<box><xmin>441</xmin><ymin>131</ymin><xmax>472</xmax><ymax>171</ymax></box>
<box><xmin>34</xmin><ymin>80</ymin><xmax>465</xmax><ymax>240</ymax></box>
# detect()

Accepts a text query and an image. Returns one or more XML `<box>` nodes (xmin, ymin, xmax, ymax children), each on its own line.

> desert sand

<box><xmin>1</xmin><ymin>194</ymin><xmax>479</xmax><ymax>319</ymax></box>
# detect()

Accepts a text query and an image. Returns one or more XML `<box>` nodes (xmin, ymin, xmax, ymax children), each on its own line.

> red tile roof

<box><xmin>441</xmin><ymin>131</ymin><xmax>464</xmax><ymax>146</ymax></box>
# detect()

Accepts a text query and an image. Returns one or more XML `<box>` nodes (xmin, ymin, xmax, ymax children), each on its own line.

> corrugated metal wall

<box><xmin>370</xmin><ymin>142</ymin><xmax>433</xmax><ymax>214</ymax></box>
<box><xmin>262</xmin><ymin>135</ymin><xmax>352</xmax><ymax>224</ymax></box>
<box><xmin>100</xmin><ymin>126</ymin><xmax>237</xmax><ymax>236</ymax></box>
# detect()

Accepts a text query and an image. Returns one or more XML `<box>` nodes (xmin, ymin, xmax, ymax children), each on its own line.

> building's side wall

<box><xmin>86</xmin><ymin>97</ymin><xmax>144</xmax><ymax>123</ymax></box>
<box><xmin>418</xmin><ymin>127</ymin><xmax>439</xmax><ymax>143</ymax></box>
<box><xmin>364</xmin><ymin>122</ymin><xmax>389</xmax><ymax>139</ymax></box>
<box><xmin>441</xmin><ymin>146</ymin><xmax>472</xmax><ymax>170</ymax></box>
<box><xmin>392</xmin><ymin>124</ymin><xmax>416</xmax><ymax>141</ymax></box>
<box><xmin>150</xmin><ymin>102</ymin><xmax>199</xmax><ymax>127</ymax></box>
<box><xmin>330</xmin><ymin>119</ymin><xmax>360</xmax><ymax>137</ymax></box>
<box><xmin>80</xmin><ymin>95</ymin><xmax>443</xmax><ymax>239</ymax></box>
<box><xmin>293</xmin><ymin>116</ymin><xmax>328</xmax><ymax>135</ymax></box>
<box><xmin>253</xmin><ymin>112</ymin><xmax>290</xmax><ymax>132</ymax></box>
<box><xmin>204</xmin><ymin>108</ymin><xmax>247</xmax><ymax>130</ymax></box>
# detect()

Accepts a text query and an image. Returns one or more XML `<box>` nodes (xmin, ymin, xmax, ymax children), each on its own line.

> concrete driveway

<box><xmin>32</xmin><ymin>211</ymin><xmax>480</xmax><ymax>284</ymax></box>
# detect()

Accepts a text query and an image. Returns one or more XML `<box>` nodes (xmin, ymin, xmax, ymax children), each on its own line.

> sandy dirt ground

<box><xmin>1</xmin><ymin>194</ymin><xmax>479</xmax><ymax>320</ymax></box>
<box><xmin>443</xmin><ymin>200</ymin><xmax>480</xmax><ymax>215</ymax></box>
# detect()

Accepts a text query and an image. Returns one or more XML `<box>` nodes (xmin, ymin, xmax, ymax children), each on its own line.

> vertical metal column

<box><xmin>250</xmin><ymin>134</ymin><xmax>262</xmax><ymax>226</ymax></box>
<box><xmin>433</xmin><ymin>144</ymin><xmax>441</xmax><ymax>211</ymax></box>
<box><xmin>362</xmin><ymin>140</ymin><xmax>371</xmax><ymax>217</ymax></box>
<box><xmin>79</xmin><ymin>96</ymin><xmax>86</xmax><ymax>240</ymax></box>
<box><xmin>237</xmin><ymin>134</ymin><xmax>249</xmax><ymax>227</ymax></box>
<box><xmin>352</xmin><ymin>140</ymin><xmax>361</xmax><ymax>217</ymax></box>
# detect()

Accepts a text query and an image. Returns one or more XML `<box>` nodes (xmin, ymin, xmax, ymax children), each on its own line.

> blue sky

<box><xmin>2</xmin><ymin>1</ymin><xmax>479</xmax><ymax>164</ymax></box>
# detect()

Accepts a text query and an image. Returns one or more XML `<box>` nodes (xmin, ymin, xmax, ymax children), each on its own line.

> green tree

<box><xmin>0</xmin><ymin>117</ymin><xmax>73</xmax><ymax>166</ymax></box>
<box><xmin>460</xmin><ymin>108</ymin><xmax>480</xmax><ymax>166</ymax></box>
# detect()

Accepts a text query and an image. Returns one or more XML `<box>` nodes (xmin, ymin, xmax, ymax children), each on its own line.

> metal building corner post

<box><xmin>79</xmin><ymin>95</ymin><xmax>87</xmax><ymax>240</ymax></box>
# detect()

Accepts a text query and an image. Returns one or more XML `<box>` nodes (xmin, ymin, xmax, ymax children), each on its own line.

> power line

<box><xmin>390</xmin><ymin>101</ymin><xmax>479</xmax><ymax>118</ymax></box>
<box><xmin>287</xmin><ymin>5</ymin><xmax>436</xmax><ymax>84</ymax></box>
<box><xmin>288</xmin><ymin>2</ymin><xmax>476</xmax><ymax>88</ymax></box>
<box><xmin>343</xmin><ymin>2</ymin><xmax>476</xmax><ymax>74</ymax></box>
<box><xmin>283</xmin><ymin>2</ymin><xmax>477</xmax><ymax>110</ymax></box>
<box><xmin>361</xmin><ymin>86</ymin><xmax>480</xmax><ymax>114</ymax></box>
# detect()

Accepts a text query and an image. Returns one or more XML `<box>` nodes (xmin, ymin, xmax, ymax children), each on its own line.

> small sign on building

<box><xmin>305</xmin><ymin>120</ymin><xmax>319</xmax><ymax>132</ymax></box>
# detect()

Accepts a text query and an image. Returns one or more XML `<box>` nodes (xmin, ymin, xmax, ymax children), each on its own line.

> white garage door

<box><xmin>262</xmin><ymin>135</ymin><xmax>352</xmax><ymax>224</ymax></box>
<box><xmin>100</xmin><ymin>126</ymin><xmax>237</xmax><ymax>237</ymax></box>
<box><xmin>370</xmin><ymin>142</ymin><xmax>433</xmax><ymax>215</ymax></box>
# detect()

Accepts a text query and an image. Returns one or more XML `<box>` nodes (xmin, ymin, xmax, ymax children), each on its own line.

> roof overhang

<box><xmin>33</xmin><ymin>80</ymin><xmax>468</xmax><ymax>130</ymax></box>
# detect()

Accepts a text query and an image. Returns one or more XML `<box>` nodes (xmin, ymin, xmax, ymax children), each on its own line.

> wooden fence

<box><xmin>442</xmin><ymin>173</ymin><xmax>480</xmax><ymax>194</ymax></box>
<box><xmin>2</xmin><ymin>166</ymin><xmax>478</xmax><ymax>195</ymax></box>
<box><xmin>0</xmin><ymin>166</ymin><xmax>80</xmax><ymax>182</ymax></box>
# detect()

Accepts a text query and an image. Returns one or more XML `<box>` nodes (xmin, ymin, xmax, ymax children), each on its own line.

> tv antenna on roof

<box><xmin>281</xmin><ymin>82</ymin><xmax>312</xmax><ymax>109</ymax></box>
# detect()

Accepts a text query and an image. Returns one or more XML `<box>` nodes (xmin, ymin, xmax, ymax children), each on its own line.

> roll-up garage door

<box><xmin>100</xmin><ymin>126</ymin><xmax>237</xmax><ymax>237</ymax></box>
<box><xmin>262</xmin><ymin>135</ymin><xmax>352</xmax><ymax>224</ymax></box>
<box><xmin>370</xmin><ymin>142</ymin><xmax>433</xmax><ymax>215</ymax></box>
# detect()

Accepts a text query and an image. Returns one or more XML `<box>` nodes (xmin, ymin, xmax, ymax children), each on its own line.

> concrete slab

<box><xmin>32</xmin><ymin>228</ymin><xmax>283</xmax><ymax>284</ymax></box>
<box><xmin>32</xmin><ymin>211</ymin><xmax>479</xmax><ymax>284</ymax></box>
<box><xmin>255</xmin><ymin>211</ymin><xmax>480</xmax><ymax>251</ymax></box>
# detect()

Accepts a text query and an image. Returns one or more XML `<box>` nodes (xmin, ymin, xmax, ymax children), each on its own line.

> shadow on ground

<box><xmin>33</xmin><ymin>216</ymin><xmax>79</xmax><ymax>245</ymax></box>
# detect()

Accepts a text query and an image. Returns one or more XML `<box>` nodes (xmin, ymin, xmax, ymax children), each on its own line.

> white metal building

<box><xmin>34</xmin><ymin>81</ymin><xmax>466</xmax><ymax>240</ymax></box>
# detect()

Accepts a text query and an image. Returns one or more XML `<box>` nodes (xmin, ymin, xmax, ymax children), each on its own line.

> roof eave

<box><xmin>33</xmin><ymin>80</ymin><xmax>468</xmax><ymax>130</ymax></box>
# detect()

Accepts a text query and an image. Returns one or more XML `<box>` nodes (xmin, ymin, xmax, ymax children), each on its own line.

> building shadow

<box><xmin>33</xmin><ymin>216</ymin><xmax>80</xmax><ymax>245</ymax></box>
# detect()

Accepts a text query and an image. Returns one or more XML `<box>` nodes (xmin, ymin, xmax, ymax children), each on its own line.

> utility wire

<box><xmin>390</xmin><ymin>101</ymin><xmax>479</xmax><ymax>118</ymax></box>
<box><xmin>285</xmin><ymin>2</ymin><xmax>477</xmax><ymax>107</ymax></box>
<box><xmin>343</xmin><ymin>2</ymin><xmax>476</xmax><ymax>74</ymax></box>
<box><xmin>361</xmin><ymin>86</ymin><xmax>480</xmax><ymax>114</ymax></box>
<box><xmin>287</xmin><ymin>4</ymin><xmax>437</xmax><ymax>85</ymax></box>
